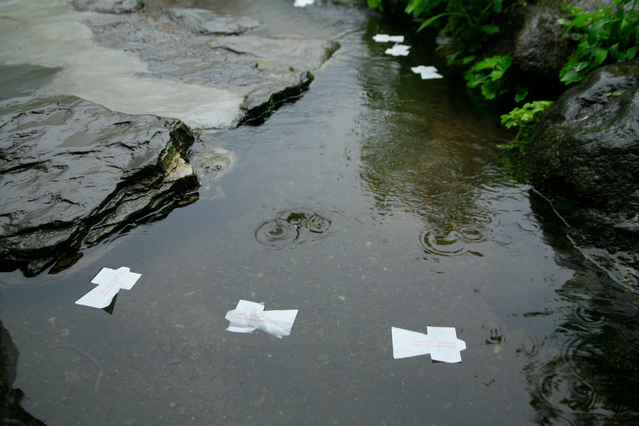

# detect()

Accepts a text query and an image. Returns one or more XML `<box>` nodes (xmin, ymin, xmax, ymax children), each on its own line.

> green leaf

<box><xmin>489</xmin><ymin>68</ymin><xmax>507</xmax><ymax>80</ymax></box>
<box><xmin>594</xmin><ymin>47</ymin><xmax>609</xmax><ymax>66</ymax></box>
<box><xmin>367</xmin><ymin>0</ymin><xmax>381</xmax><ymax>10</ymax></box>
<box><xmin>560</xmin><ymin>69</ymin><xmax>586</xmax><ymax>84</ymax></box>
<box><xmin>446</xmin><ymin>51</ymin><xmax>461</xmax><ymax>65</ymax></box>
<box><xmin>474</xmin><ymin>56</ymin><xmax>500</xmax><ymax>70</ymax></box>
<box><xmin>627</xmin><ymin>46</ymin><xmax>638</xmax><ymax>60</ymax></box>
<box><xmin>480</xmin><ymin>80</ymin><xmax>501</xmax><ymax>100</ymax></box>
<box><xmin>496</xmin><ymin>54</ymin><xmax>512</xmax><ymax>70</ymax></box>
<box><xmin>417</xmin><ymin>12</ymin><xmax>451</xmax><ymax>32</ymax></box>
<box><xmin>514</xmin><ymin>84</ymin><xmax>529</xmax><ymax>103</ymax></box>
<box><xmin>480</xmin><ymin>25</ymin><xmax>500</xmax><ymax>34</ymax></box>
<box><xmin>462</xmin><ymin>55</ymin><xmax>477</xmax><ymax>65</ymax></box>
<box><xmin>493</xmin><ymin>0</ymin><xmax>502</xmax><ymax>14</ymax></box>
<box><xmin>567</xmin><ymin>13</ymin><xmax>592</xmax><ymax>33</ymax></box>
<box><xmin>465</xmin><ymin>72</ymin><xmax>484</xmax><ymax>88</ymax></box>
<box><xmin>609</xmin><ymin>43</ymin><xmax>620</xmax><ymax>59</ymax></box>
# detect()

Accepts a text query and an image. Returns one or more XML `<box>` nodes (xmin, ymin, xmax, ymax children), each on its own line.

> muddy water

<box><xmin>1</xmin><ymin>1</ymin><xmax>638</xmax><ymax>425</ymax></box>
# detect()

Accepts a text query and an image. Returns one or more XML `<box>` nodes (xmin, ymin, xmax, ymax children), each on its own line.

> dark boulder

<box><xmin>508</xmin><ymin>5</ymin><xmax>575</xmax><ymax>80</ymax></box>
<box><xmin>492</xmin><ymin>3</ymin><xmax>576</xmax><ymax>96</ymax></box>
<box><xmin>527</xmin><ymin>61</ymin><xmax>639</xmax><ymax>286</ymax></box>
<box><xmin>0</xmin><ymin>95</ymin><xmax>199</xmax><ymax>276</ymax></box>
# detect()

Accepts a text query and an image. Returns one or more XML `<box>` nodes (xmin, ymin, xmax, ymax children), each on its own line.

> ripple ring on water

<box><xmin>254</xmin><ymin>218</ymin><xmax>300</xmax><ymax>249</ymax></box>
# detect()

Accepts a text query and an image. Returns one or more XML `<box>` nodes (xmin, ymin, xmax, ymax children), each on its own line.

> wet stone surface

<box><xmin>0</xmin><ymin>2</ymin><xmax>340</xmax><ymax>276</ymax></box>
<box><xmin>0</xmin><ymin>94</ymin><xmax>199</xmax><ymax>276</ymax></box>
<box><xmin>82</xmin><ymin>9</ymin><xmax>340</xmax><ymax>125</ymax></box>
<box><xmin>72</xmin><ymin>0</ymin><xmax>144</xmax><ymax>14</ymax></box>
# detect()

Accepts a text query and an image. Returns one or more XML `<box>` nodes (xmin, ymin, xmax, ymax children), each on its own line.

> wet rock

<box><xmin>527</xmin><ymin>61</ymin><xmax>639</xmax><ymax>285</ymax></box>
<box><xmin>0</xmin><ymin>95</ymin><xmax>199</xmax><ymax>276</ymax></box>
<box><xmin>190</xmin><ymin>145</ymin><xmax>237</xmax><ymax>201</ymax></box>
<box><xmin>72</xmin><ymin>0</ymin><xmax>144</xmax><ymax>14</ymax></box>
<box><xmin>509</xmin><ymin>5</ymin><xmax>575</xmax><ymax>79</ymax></box>
<box><xmin>492</xmin><ymin>3</ymin><xmax>575</xmax><ymax>94</ymax></box>
<box><xmin>163</xmin><ymin>8</ymin><xmax>261</xmax><ymax>35</ymax></box>
<box><xmin>82</xmin><ymin>10</ymin><xmax>339</xmax><ymax>126</ymax></box>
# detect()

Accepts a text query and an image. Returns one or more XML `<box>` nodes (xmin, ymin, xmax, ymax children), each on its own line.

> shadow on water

<box><xmin>0</xmin><ymin>319</ymin><xmax>46</xmax><ymax>425</ymax></box>
<box><xmin>522</xmin><ymin>193</ymin><xmax>639</xmax><ymax>424</ymax></box>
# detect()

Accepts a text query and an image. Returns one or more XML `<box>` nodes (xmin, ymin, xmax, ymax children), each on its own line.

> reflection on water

<box><xmin>0</xmin><ymin>1</ymin><xmax>638</xmax><ymax>425</ymax></box>
<box><xmin>0</xmin><ymin>320</ymin><xmax>46</xmax><ymax>425</ymax></box>
<box><xmin>519</xmin><ymin>194</ymin><xmax>639</xmax><ymax>424</ymax></box>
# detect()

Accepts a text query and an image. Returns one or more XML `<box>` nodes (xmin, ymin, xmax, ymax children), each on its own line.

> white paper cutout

<box><xmin>75</xmin><ymin>267</ymin><xmax>141</xmax><ymax>309</ymax></box>
<box><xmin>373</xmin><ymin>34</ymin><xmax>405</xmax><ymax>43</ymax></box>
<box><xmin>294</xmin><ymin>0</ymin><xmax>314</xmax><ymax>7</ymax></box>
<box><xmin>225</xmin><ymin>300</ymin><xmax>298</xmax><ymax>339</ymax></box>
<box><xmin>391</xmin><ymin>326</ymin><xmax>466</xmax><ymax>363</ymax></box>
<box><xmin>385</xmin><ymin>44</ymin><xmax>410</xmax><ymax>56</ymax></box>
<box><xmin>411</xmin><ymin>65</ymin><xmax>444</xmax><ymax>80</ymax></box>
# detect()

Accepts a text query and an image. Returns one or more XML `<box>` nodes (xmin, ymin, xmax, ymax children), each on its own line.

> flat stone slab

<box><xmin>0</xmin><ymin>1</ymin><xmax>340</xmax><ymax>129</ymax></box>
<box><xmin>72</xmin><ymin>0</ymin><xmax>144</xmax><ymax>14</ymax></box>
<box><xmin>163</xmin><ymin>8</ymin><xmax>262</xmax><ymax>35</ymax></box>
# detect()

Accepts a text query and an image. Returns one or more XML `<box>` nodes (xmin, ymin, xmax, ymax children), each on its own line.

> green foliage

<box><xmin>499</xmin><ymin>100</ymin><xmax>553</xmax><ymax>152</ymax></box>
<box><xmin>407</xmin><ymin>0</ymin><xmax>507</xmax><ymax>53</ymax></box>
<box><xmin>368</xmin><ymin>0</ymin><xmax>527</xmax><ymax>102</ymax></box>
<box><xmin>501</xmin><ymin>100</ymin><xmax>554</xmax><ymax>129</ymax></box>
<box><xmin>464</xmin><ymin>54</ymin><xmax>512</xmax><ymax>100</ymax></box>
<box><xmin>499</xmin><ymin>100</ymin><xmax>552</xmax><ymax>154</ymax></box>
<box><xmin>559</xmin><ymin>0</ymin><xmax>639</xmax><ymax>84</ymax></box>
<box><xmin>499</xmin><ymin>101</ymin><xmax>553</xmax><ymax>155</ymax></box>
<box><xmin>497</xmin><ymin>100</ymin><xmax>553</xmax><ymax>181</ymax></box>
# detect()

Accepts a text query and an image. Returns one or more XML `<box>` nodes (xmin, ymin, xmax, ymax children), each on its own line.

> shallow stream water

<box><xmin>1</xmin><ymin>1</ymin><xmax>638</xmax><ymax>425</ymax></box>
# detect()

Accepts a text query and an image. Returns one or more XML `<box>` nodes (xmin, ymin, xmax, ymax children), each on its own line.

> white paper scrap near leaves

<box><xmin>391</xmin><ymin>326</ymin><xmax>466</xmax><ymax>363</ymax></box>
<box><xmin>294</xmin><ymin>0</ymin><xmax>314</xmax><ymax>7</ymax></box>
<box><xmin>411</xmin><ymin>65</ymin><xmax>444</xmax><ymax>80</ymax></box>
<box><xmin>225</xmin><ymin>300</ymin><xmax>298</xmax><ymax>339</ymax></box>
<box><xmin>373</xmin><ymin>34</ymin><xmax>405</xmax><ymax>43</ymax></box>
<box><xmin>385</xmin><ymin>44</ymin><xmax>410</xmax><ymax>56</ymax></box>
<box><xmin>75</xmin><ymin>267</ymin><xmax>141</xmax><ymax>309</ymax></box>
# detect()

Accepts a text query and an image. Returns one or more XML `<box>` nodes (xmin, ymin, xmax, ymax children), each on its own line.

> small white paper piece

<box><xmin>75</xmin><ymin>267</ymin><xmax>141</xmax><ymax>309</ymax></box>
<box><xmin>411</xmin><ymin>65</ymin><xmax>444</xmax><ymax>80</ymax></box>
<box><xmin>225</xmin><ymin>300</ymin><xmax>298</xmax><ymax>339</ymax></box>
<box><xmin>391</xmin><ymin>326</ymin><xmax>466</xmax><ymax>363</ymax></box>
<box><xmin>373</xmin><ymin>34</ymin><xmax>405</xmax><ymax>43</ymax></box>
<box><xmin>294</xmin><ymin>0</ymin><xmax>314</xmax><ymax>7</ymax></box>
<box><xmin>385</xmin><ymin>44</ymin><xmax>410</xmax><ymax>56</ymax></box>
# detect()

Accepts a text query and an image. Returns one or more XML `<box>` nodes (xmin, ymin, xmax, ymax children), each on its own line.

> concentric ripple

<box><xmin>254</xmin><ymin>208</ymin><xmax>336</xmax><ymax>249</ymax></box>
<box><xmin>419</xmin><ymin>222</ymin><xmax>490</xmax><ymax>259</ymax></box>
<box><xmin>254</xmin><ymin>219</ymin><xmax>300</xmax><ymax>249</ymax></box>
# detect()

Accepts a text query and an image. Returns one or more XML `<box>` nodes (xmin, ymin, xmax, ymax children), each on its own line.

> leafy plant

<box><xmin>501</xmin><ymin>100</ymin><xmax>554</xmax><ymax>130</ymax></box>
<box><xmin>368</xmin><ymin>0</ymin><xmax>527</xmax><ymax>102</ymax></box>
<box><xmin>464</xmin><ymin>54</ymin><xmax>513</xmax><ymax>100</ymax></box>
<box><xmin>499</xmin><ymin>100</ymin><xmax>554</xmax><ymax>151</ymax></box>
<box><xmin>497</xmin><ymin>100</ymin><xmax>553</xmax><ymax>180</ymax></box>
<box><xmin>559</xmin><ymin>0</ymin><xmax>639</xmax><ymax>84</ymax></box>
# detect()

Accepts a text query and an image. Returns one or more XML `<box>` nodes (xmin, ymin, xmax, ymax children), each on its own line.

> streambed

<box><xmin>1</xmin><ymin>0</ymin><xmax>638</xmax><ymax>425</ymax></box>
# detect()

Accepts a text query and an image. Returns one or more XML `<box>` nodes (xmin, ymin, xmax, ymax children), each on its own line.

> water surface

<box><xmin>1</xmin><ymin>1</ymin><xmax>638</xmax><ymax>424</ymax></box>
